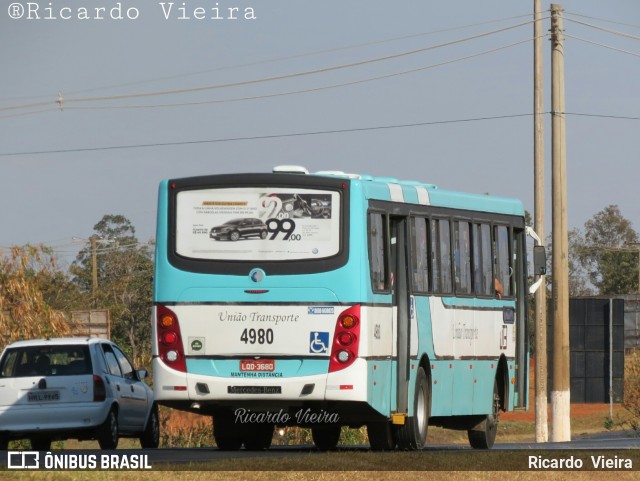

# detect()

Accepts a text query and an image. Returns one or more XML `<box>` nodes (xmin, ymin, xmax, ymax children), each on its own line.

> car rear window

<box><xmin>0</xmin><ymin>345</ymin><xmax>92</xmax><ymax>377</ymax></box>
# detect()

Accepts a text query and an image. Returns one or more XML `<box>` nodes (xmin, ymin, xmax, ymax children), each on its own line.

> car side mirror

<box><xmin>137</xmin><ymin>369</ymin><xmax>148</xmax><ymax>381</ymax></box>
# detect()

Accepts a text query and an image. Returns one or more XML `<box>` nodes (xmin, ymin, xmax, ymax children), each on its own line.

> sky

<box><xmin>1</xmin><ymin>0</ymin><xmax>639</xmax><ymax>267</ymax></box>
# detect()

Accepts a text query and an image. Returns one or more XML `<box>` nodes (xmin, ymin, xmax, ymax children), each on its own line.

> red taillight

<box><xmin>156</xmin><ymin>304</ymin><xmax>186</xmax><ymax>373</ymax></box>
<box><xmin>162</xmin><ymin>331</ymin><xmax>177</xmax><ymax>345</ymax></box>
<box><xmin>329</xmin><ymin>305</ymin><xmax>361</xmax><ymax>373</ymax></box>
<box><xmin>93</xmin><ymin>375</ymin><xmax>106</xmax><ymax>402</ymax></box>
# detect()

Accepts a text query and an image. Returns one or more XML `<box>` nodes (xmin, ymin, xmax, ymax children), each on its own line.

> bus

<box><xmin>152</xmin><ymin>165</ymin><xmax>544</xmax><ymax>450</ymax></box>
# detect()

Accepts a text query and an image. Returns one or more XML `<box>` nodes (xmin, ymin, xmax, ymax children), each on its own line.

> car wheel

<box><xmin>30</xmin><ymin>438</ymin><xmax>51</xmax><ymax>451</ymax></box>
<box><xmin>260</xmin><ymin>230</ymin><xmax>267</xmax><ymax>239</ymax></box>
<box><xmin>140</xmin><ymin>405</ymin><xmax>160</xmax><ymax>449</ymax></box>
<box><xmin>97</xmin><ymin>408</ymin><xmax>119</xmax><ymax>450</ymax></box>
<box><xmin>229</xmin><ymin>231</ymin><xmax>240</xmax><ymax>241</ymax></box>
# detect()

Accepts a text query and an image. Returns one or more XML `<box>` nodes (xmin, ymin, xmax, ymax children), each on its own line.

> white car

<box><xmin>0</xmin><ymin>337</ymin><xmax>159</xmax><ymax>450</ymax></box>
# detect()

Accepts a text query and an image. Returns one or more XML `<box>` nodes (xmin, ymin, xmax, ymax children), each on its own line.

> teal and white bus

<box><xmin>152</xmin><ymin>166</ymin><xmax>543</xmax><ymax>450</ymax></box>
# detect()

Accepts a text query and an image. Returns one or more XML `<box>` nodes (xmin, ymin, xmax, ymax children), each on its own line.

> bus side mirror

<box><xmin>533</xmin><ymin>246</ymin><xmax>546</xmax><ymax>276</ymax></box>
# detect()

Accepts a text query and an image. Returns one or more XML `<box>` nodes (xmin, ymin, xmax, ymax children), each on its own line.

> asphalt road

<box><xmin>114</xmin><ymin>431</ymin><xmax>640</xmax><ymax>470</ymax></box>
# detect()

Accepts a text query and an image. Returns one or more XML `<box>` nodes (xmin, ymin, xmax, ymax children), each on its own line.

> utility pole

<box><xmin>550</xmin><ymin>3</ymin><xmax>571</xmax><ymax>442</ymax></box>
<box><xmin>533</xmin><ymin>0</ymin><xmax>548</xmax><ymax>443</ymax></box>
<box><xmin>91</xmin><ymin>236</ymin><xmax>98</xmax><ymax>309</ymax></box>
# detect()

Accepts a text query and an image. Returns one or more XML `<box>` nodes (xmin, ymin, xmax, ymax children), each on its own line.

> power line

<box><xmin>0</xmin><ymin>113</ymin><xmax>536</xmax><ymax>157</ymax></box>
<box><xmin>564</xmin><ymin>34</ymin><xmax>640</xmax><ymax>58</ymax></box>
<box><xmin>564</xmin><ymin>17</ymin><xmax>640</xmax><ymax>42</ymax></box>
<box><xmin>564</xmin><ymin>112</ymin><xmax>640</xmax><ymax>121</ymax></box>
<box><xmin>0</xmin><ymin>20</ymin><xmax>536</xmax><ymax>113</ymax></box>
<box><xmin>564</xmin><ymin>12</ymin><xmax>640</xmax><ymax>31</ymax></box>
<box><xmin>57</xmin><ymin>37</ymin><xmax>538</xmax><ymax>112</ymax></box>
<box><xmin>0</xmin><ymin>12</ymin><xmax>534</xmax><ymax>104</ymax></box>
<box><xmin>3</xmin><ymin>109</ymin><xmax>637</xmax><ymax>157</ymax></box>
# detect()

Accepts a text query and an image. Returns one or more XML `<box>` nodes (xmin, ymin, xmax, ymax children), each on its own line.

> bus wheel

<box><xmin>30</xmin><ymin>437</ymin><xmax>51</xmax><ymax>451</ymax></box>
<box><xmin>213</xmin><ymin>414</ymin><xmax>243</xmax><ymax>451</ymax></box>
<box><xmin>367</xmin><ymin>420</ymin><xmax>396</xmax><ymax>451</ymax></box>
<box><xmin>243</xmin><ymin>424</ymin><xmax>273</xmax><ymax>450</ymax></box>
<box><xmin>395</xmin><ymin>366</ymin><xmax>429</xmax><ymax>450</ymax></box>
<box><xmin>311</xmin><ymin>425</ymin><xmax>341</xmax><ymax>450</ymax></box>
<box><xmin>468</xmin><ymin>379</ymin><xmax>500</xmax><ymax>449</ymax></box>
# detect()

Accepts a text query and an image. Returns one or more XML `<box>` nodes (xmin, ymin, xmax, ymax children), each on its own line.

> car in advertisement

<box><xmin>209</xmin><ymin>217</ymin><xmax>268</xmax><ymax>241</ymax></box>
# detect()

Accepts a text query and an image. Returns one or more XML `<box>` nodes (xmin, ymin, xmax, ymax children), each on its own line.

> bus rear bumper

<box><xmin>153</xmin><ymin>358</ymin><xmax>368</xmax><ymax>403</ymax></box>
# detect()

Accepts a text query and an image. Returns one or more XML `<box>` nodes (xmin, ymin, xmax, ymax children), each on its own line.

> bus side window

<box><xmin>480</xmin><ymin>224</ymin><xmax>494</xmax><ymax>296</ymax></box>
<box><xmin>454</xmin><ymin>221</ymin><xmax>472</xmax><ymax>295</ymax></box>
<box><xmin>494</xmin><ymin>225</ymin><xmax>512</xmax><ymax>298</ymax></box>
<box><xmin>431</xmin><ymin>218</ymin><xmax>452</xmax><ymax>294</ymax></box>
<box><xmin>369</xmin><ymin>213</ymin><xmax>388</xmax><ymax>292</ymax></box>
<box><xmin>411</xmin><ymin>217</ymin><xmax>429</xmax><ymax>292</ymax></box>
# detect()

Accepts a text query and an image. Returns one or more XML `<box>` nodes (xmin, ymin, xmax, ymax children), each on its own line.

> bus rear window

<box><xmin>175</xmin><ymin>187</ymin><xmax>341</xmax><ymax>261</ymax></box>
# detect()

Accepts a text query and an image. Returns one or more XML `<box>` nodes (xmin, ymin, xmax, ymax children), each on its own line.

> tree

<box><xmin>71</xmin><ymin>215</ymin><xmax>153</xmax><ymax>363</ymax></box>
<box><xmin>0</xmin><ymin>245</ymin><xmax>74</xmax><ymax>346</ymax></box>
<box><xmin>567</xmin><ymin>229</ymin><xmax>594</xmax><ymax>296</ymax></box>
<box><xmin>577</xmin><ymin>205</ymin><xmax>639</xmax><ymax>295</ymax></box>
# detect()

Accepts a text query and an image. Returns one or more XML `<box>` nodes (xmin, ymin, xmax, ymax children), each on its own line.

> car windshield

<box><xmin>0</xmin><ymin>345</ymin><xmax>91</xmax><ymax>377</ymax></box>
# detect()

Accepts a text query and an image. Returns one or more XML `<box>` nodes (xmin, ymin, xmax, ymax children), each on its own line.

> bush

<box><xmin>623</xmin><ymin>349</ymin><xmax>640</xmax><ymax>436</ymax></box>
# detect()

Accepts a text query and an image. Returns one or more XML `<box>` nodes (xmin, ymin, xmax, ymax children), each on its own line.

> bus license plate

<box><xmin>240</xmin><ymin>359</ymin><xmax>275</xmax><ymax>372</ymax></box>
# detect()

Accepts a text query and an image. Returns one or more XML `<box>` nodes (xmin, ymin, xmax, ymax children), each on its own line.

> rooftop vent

<box><xmin>272</xmin><ymin>165</ymin><xmax>309</xmax><ymax>175</ymax></box>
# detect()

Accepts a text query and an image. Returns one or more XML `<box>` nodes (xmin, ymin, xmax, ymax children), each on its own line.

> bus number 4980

<box><xmin>240</xmin><ymin>328</ymin><xmax>274</xmax><ymax>344</ymax></box>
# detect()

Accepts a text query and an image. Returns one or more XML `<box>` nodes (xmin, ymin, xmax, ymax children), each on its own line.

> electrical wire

<box><xmin>564</xmin><ymin>34</ymin><xmax>640</xmax><ymax>58</ymax></box>
<box><xmin>564</xmin><ymin>12</ymin><xmax>640</xmax><ymax>31</ymax></box>
<box><xmin>564</xmin><ymin>17</ymin><xmax>640</xmax><ymax>42</ymax></box>
<box><xmin>0</xmin><ymin>20</ymin><xmax>537</xmax><ymax>113</ymax></box>
<box><xmin>60</xmin><ymin>37</ymin><xmax>538</xmax><ymax>111</ymax></box>
<box><xmin>564</xmin><ymin>112</ymin><xmax>640</xmax><ymax>121</ymax></box>
<box><xmin>4</xmin><ymin>109</ymin><xmax>638</xmax><ymax>158</ymax></box>
<box><xmin>0</xmin><ymin>113</ymin><xmax>536</xmax><ymax>157</ymax></box>
<box><xmin>0</xmin><ymin>12</ymin><xmax>535</xmax><ymax>103</ymax></box>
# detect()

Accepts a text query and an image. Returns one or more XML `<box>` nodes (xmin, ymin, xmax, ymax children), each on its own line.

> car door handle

<box><xmin>117</xmin><ymin>385</ymin><xmax>120</xmax><ymax>391</ymax></box>
<box><xmin>130</xmin><ymin>386</ymin><xmax>134</xmax><ymax>393</ymax></box>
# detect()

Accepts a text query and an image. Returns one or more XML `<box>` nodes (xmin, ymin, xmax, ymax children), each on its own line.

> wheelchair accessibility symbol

<box><xmin>309</xmin><ymin>331</ymin><xmax>329</xmax><ymax>353</ymax></box>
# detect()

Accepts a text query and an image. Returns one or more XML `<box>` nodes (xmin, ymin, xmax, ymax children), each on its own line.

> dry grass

<box><xmin>2</xmin><ymin>471</ymin><xmax>640</xmax><ymax>481</ymax></box>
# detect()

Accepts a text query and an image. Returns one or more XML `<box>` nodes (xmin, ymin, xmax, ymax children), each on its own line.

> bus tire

<box><xmin>213</xmin><ymin>414</ymin><xmax>243</xmax><ymax>451</ymax></box>
<box><xmin>467</xmin><ymin>379</ymin><xmax>500</xmax><ymax>449</ymax></box>
<box><xmin>30</xmin><ymin>437</ymin><xmax>51</xmax><ymax>451</ymax></box>
<box><xmin>243</xmin><ymin>424</ymin><xmax>273</xmax><ymax>450</ymax></box>
<box><xmin>395</xmin><ymin>366</ymin><xmax>429</xmax><ymax>450</ymax></box>
<box><xmin>367</xmin><ymin>420</ymin><xmax>396</xmax><ymax>451</ymax></box>
<box><xmin>311</xmin><ymin>425</ymin><xmax>341</xmax><ymax>450</ymax></box>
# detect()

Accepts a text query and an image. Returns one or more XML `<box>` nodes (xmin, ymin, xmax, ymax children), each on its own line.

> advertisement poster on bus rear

<box><xmin>175</xmin><ymin>188</ymin><xmax>340</xmax><ymax>261</ymax></box>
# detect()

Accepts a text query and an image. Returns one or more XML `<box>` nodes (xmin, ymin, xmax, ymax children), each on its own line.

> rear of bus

<box><xmin>152</xmin><ymin>172</ymin><xmax>376</xmax><ymax>446</ymax></box>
